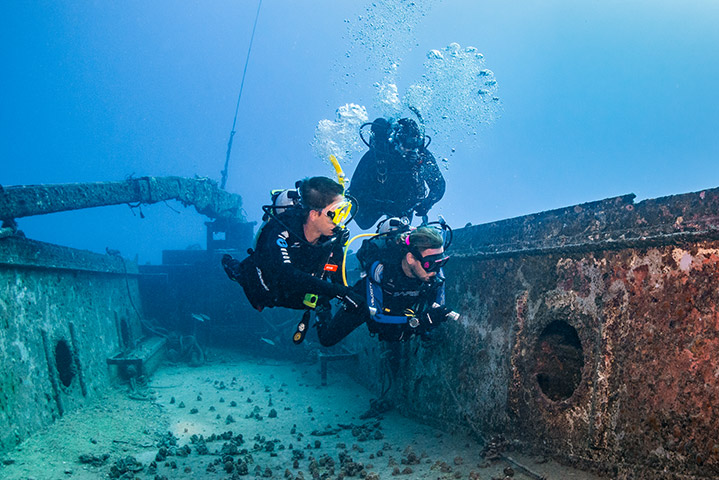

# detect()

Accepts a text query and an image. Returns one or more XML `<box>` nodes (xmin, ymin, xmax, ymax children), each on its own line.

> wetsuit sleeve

<box><xmin>316</xmin><ymin>277</ymin><xmax>371</xmax><ymax>347</ymax></box>
<box><xmin>420</xmin><ymin>150</ymin><xmax>446</xmax><ymax>208</ymax></box>
<box><xmin>261</xmin><ymin>222</ymin><xmax>347</xmax><ymax>299</ymax></box>
<box><xmin>419</xmin><ymin>280</ymin><xmax>450</xmax><ymax>328</ymax></box>
<box><xmin>416</xmin><ymin>276</ymin><xmax>445</xmax><ymax>313</ymax></box>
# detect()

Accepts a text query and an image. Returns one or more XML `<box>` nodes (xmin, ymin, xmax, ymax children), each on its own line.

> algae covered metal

<box><xmin>0</xmin><ymin>176</ymin><xmax>246</xmax><ymax>223</ymax></box>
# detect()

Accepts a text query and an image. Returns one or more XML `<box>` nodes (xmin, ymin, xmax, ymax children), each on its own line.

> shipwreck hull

<box><xmin>346</xmin><ymin>188</ymin><xmax>719</xmax><ymax>479</ymax></box>
<box><xmin>0</xmin><ymin>236</ymin><xmax>145</xmax><ymax>452</ymax></box>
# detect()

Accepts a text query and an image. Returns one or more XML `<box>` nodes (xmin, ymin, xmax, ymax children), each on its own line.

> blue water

<box><xmin>2</xmin><ymin>0</ymin><xmax>719</xmax><ymax>263</ymax></box>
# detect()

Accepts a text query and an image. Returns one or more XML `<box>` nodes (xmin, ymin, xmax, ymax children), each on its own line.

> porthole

<box><xmin>534</xmin><ymin>320</ymin><xmax>584</xmax><ymax>401</ymax></box>
<box><xmin>54</xmin><ymin>339</ymin><xmax>75</xmax><ymax>388</ymax></box>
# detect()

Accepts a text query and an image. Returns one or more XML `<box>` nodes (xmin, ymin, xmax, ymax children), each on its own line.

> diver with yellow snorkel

<box><xmin>222</xmin><ymin>154</ymin><xmax>457</xmax><ymax>346</ymax></box>
<box><xmin>222</xmin><ymin>170</ymin><xmax>365</xmax><ymax>343</ymax></box>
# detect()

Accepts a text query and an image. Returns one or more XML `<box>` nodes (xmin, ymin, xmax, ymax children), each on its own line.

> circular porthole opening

<box><xmin>535</xmin><ymin>320</ymin><xmax>584</xmax><ymax>401</ymax></box>
<box><xmin>55</xmin><ymin>339</ymin><xmax>75</xmax><ymax>388</ymax></box>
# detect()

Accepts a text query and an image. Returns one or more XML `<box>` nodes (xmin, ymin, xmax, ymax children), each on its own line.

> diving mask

<box><xmin>325</xmin><ymin>200</ymin><xmax>353</xmax><ymax>227</ymax></box>
<box><xmin>398</xmin><ymin>134</ymin><xmax>424</xmax><ymax>150</ymax></box>
<box><xmin>417</xmin><ymin>252</ymin><xmax>450</xmax><ymax>273</ymax></box>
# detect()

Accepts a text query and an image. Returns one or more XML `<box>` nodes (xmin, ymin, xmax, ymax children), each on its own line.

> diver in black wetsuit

<box><xmin>348</xmin><ymin>118</ymin><xmax>446</xmax><ymax>230</ymax></box>
<box><xmin>222</xmin><ymin>176</ymin><xmax>366</xmax><ymax>317</ymax></box>
<box><xmin>316</xmin><ymin>225</ymin><xmax>457</xmax><ymax>346</ymax></box>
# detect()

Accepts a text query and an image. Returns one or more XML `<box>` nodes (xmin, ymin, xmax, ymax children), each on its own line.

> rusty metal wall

<box><xmin>345</xmin><ymin>187</ymin><xmax>719</xmax><ymax>479</ymax></box>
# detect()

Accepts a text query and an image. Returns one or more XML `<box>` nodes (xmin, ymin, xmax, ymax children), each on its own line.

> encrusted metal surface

<box><xmin>0</xmin><ymin>176</ymin><xmax>245</xmax><ymax>222</ymax></box>
<box><xmin>347</xmin><ymin>186</ymin><xmax>719</xmax><ymax>479</ymax></box>
<box><xmin>452</xmin><ymin>189</ymin><xmax>719</xmax><ymax>256</ymax></box>
<box><xmin>0</xmin><ymin>236</ymin><xmax>144</xmax><ymax>453</ymax></box>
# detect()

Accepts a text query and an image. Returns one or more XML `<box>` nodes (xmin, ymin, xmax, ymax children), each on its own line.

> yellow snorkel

<box><xmin>328</xmin><ymin>155</ymin><xmax>374</xmax><ymax>286</ymax></box>
<box><xmin>326</xmin><ymin>155</ymin><xmax>353</xmax><ymax>228</ymax></box>
<box><xmin>330</xmin><ymin>154</ymin><xmax>347</xmax><ymax>190</ymax></box>
<box><xmin>328</xmin><ymin>154</ymin><xmax>360</xmax><ymax>285</ymax></box>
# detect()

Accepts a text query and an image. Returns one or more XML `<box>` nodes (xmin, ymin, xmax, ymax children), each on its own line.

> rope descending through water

<box><xmin>220</xmin><ymin>0</ymin><xmax>263</xmax><ymax>190</ymax></box>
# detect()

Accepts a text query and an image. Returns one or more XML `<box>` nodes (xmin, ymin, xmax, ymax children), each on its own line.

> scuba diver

<box><xmin>348</xmin><ymin>117</ymin><xmax>446</xmax><ymax>230</ymax></box>
<box><xmin>316</xmin><ymin>221</ymin><xmax>458</xmax><ymax>346</ymax></box>
<box><xmin>222</xmin><ymin>176</ymin><xmax>367</xmax><ymax>342</ymax></box>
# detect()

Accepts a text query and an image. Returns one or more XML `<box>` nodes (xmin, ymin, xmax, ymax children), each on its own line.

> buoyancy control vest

<box><xmin>238</xmin><ymin>208</ymin><xmax>345</xmax><ymax>311</ymax></box>
<box><xmin>364</xmin><ymin>260</ymin><xmax>445</xmax><ymax>341</ymax></box>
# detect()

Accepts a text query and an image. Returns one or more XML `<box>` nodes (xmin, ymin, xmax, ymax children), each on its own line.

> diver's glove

<box><xmin>425</xmin><ymin>305</ymin><xmax>457</xmax><ymax>326</ymax></box>
<box><xmin>428</xmin><ymin>305</ymin><xmax>451</xmax><ymax>324</ymax></box>
<box><xmin>338</xmin><ymin>290</ymin><xmax>368</xmax><ymax>313</ymax></box>
<box><xmin>221</xmin><ymin>254</ymin><xmax>242</xmax><ymax>283</ymax></box>
<box><xmin>326</xmin><ymin>283</ymin><xmax>367</xmax><ymax>313</ymax></box>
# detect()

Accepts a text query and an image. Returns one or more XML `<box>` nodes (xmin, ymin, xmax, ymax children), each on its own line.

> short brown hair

<box><xmin>299</xmin><ymin>176</ymin><xmax>344</xmax><ymax>211</ymax></box>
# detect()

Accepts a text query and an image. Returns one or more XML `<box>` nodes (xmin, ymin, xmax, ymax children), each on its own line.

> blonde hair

<box><xmin>402</xmin><ymin>226</ymin><xmax>444</xmax><ymax>253</ymax></box>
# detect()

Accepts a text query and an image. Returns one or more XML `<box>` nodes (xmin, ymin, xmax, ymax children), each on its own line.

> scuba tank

<box><xmin>264</xmin><ymin>183</ymin><xmax>301</xmax><ymax>221</ymax></box>
<box><xmin>355</xmin><ymin>217</ymin><xmax>411</xmax><ymax>274</ymax></box>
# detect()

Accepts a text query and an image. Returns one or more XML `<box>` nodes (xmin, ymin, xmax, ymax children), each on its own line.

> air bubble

<box><xmin>312</xmin><ymin>104</ymin><xmax>369</xmax><ymax>164</ymax></box>
<box><xmin>402</xmin><ymin>42</ymin><xmax>502</xmax><ymax>152</ymax></box>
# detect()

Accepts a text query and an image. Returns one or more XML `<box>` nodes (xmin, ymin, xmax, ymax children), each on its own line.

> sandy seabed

<box><xmin>0</xmin><ymin>349</ymin><xmax>607</xmax><ymax>480</ymax></box>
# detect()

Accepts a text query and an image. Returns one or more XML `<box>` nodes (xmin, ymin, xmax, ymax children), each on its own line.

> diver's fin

<box><xmin>221</xmin><ymin>254</ymin><xmax>242</xmax><ymax>283</ymax></box>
